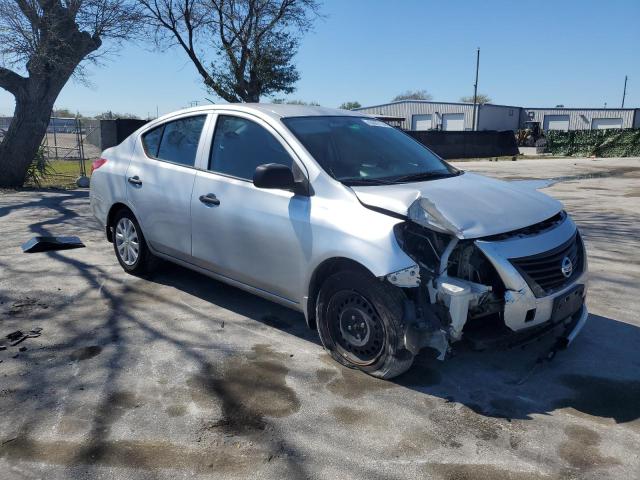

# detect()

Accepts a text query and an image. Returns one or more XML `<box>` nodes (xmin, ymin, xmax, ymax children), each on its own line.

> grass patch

<box><xmin>24</xmin><ymin>159</ymin><xmax>94</xmax><ymax>188</ymax></box>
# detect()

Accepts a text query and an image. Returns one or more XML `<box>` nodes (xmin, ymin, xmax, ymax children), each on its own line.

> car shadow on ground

<box><xmin>152</xmin><ymin>261</ymin><xmax>640</xmax><ymax>427</ymax></box>
<box><xmin>394</xmin><ymin>312</ymin><xmax>640</xmax><ymax>425</ymax></box>
<box><xmin>150</xmin><ymin>261</ymin><xmax>322</xmax><ymax>346</ymax></box>
<box><xmin>2</xmin><ymin>187</ymin><xmax>639</xmax><ymax>459</ymax></box>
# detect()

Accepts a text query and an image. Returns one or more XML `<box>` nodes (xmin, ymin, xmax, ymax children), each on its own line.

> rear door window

<box><xmin>142</xmin><ymin>115</ymin><xmax>206</xmax><ymax>167</ymax></box>
<box><xmin>157</xmin><ymin>116</ymin><xmax>206</xmax><ymax>167</ymax></box>
<box><xmin>209</xmin><ymin>115</ymin><xmax>292</xmax><ymax>180</ymax></box>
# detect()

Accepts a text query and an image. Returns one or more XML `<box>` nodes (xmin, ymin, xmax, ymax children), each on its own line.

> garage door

<box><xmin>412</xmin><ymin>114</ymin><xmax>432</xmax><ymax>131</ymax></box>
<box><xmin>543</xmin><ymin>115</ymin><xmax>570</xmax><ymax>131</ymax></box>
<box><xmin>591</xmin><ymin>118</ymin><xmax>623</xmax><ymax>130</ymax></box>
<box><xmin>442</xmin><ymin>113</ymin><xmax>464</xmax><ymax>131</ymax></box>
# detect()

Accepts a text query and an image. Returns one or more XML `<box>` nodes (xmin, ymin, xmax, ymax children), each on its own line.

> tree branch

<box><xmin>0</xmin><ymin>67</ymin><xmax>27</xmax><ymax>95</ymax></box>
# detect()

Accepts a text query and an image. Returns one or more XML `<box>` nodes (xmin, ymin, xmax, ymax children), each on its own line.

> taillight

<box><xmin>91</xmin><ymin>158</ymin><xmax>107</xmax><ymax>174</ymax></box>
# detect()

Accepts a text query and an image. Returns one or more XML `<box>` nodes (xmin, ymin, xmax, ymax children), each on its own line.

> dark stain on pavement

<box><xmin>558</xmin><ymin>424</ymin><xmax>620</xmax><ymax>471</ymax></box>
<box><xmin>70</xmin><ymin>345</ymin><xmax>102</xmax><ymax>361</ymax></box>
<box><xmin>624</xmin><ymin>187</ymin><xmax>640</xmax><ymax>197</ymax></box>
<box><xmin>330</xmin><ymin>406</ymin><xmax>369</xmax><ymax>425</ymax></box>
<box><xmin>429</xmin><ymin>463</ymin><xmax>556</xmax><ymax>479</ymax></box>
<box><xmin>187</xmin><ymin>344</ymin><xmax>300</xmax><ymax>434</ymax></box>
<box><xmin>166</xmin><ymin>404</ymin><xmax>187</xmax><ymax>417</ymax></box>
<box><xmin>0</xmin><ymin>437</ymin><xmax>256</xmax><ymax>473</ymax></box>
<box><xmin>316</xmin><ymin>355</ymin><xmax>394</xmax><ymax>399</ymax></box>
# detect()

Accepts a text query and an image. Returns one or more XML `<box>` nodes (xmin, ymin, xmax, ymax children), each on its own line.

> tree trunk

<box><xmin>0</xmin><ymin>78</ymin><xmax>64</xmax><ymax>187</ymax></box>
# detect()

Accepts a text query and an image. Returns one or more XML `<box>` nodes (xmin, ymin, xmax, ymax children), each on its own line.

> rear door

<box><xmin>190</xmin><ymin>113</ymin><xmax>310</xmax><ymax>303</ymax></box>
<box><xmin>126</xmin><ymin>114</ymin><xmax>208</xmax><ymax>260</ymax></box>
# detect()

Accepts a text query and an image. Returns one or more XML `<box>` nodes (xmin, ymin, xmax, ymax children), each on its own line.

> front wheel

<box><xmin>316</xmin><ymin>269</ymin><xmax>414</xmax><ymax>379</ymax></box>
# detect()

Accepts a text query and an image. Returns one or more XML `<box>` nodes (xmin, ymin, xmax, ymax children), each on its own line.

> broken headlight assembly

<box><xmin>391</xmin><ymin>221</ymin><xmax>508</xmax><ymax>357</ymax></box>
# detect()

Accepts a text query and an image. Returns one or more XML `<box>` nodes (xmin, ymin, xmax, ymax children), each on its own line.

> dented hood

<box><xmin>351</xmin><ymin>172</ymin><xmax>563</xmax><ymax>239</ymax></box>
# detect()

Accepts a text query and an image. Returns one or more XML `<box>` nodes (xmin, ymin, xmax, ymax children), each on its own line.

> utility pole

<box><xmin>471</xmin><ymin>48</ymin><xmax>480</xmax><ymax>131</ymax></box>
<box><xmin>621</xmin><ymin>75</ymin><xmax>628</xmax><ymax>108</ymax></box>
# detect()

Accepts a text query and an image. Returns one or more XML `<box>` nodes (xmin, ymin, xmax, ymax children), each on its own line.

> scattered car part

<box><xmin>6</xmin><ymin>331</ymin><xmax>23</xmax><ymax>342</ymax></box>
<box><xmin>21</xmin><ymin>236</ymin><xmax>85</xmax><ymax>253</ymax></box>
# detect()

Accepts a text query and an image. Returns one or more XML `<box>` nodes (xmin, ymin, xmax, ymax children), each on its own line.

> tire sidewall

<box><xmin>113</xmin><ymin>210</ymin><xmax>147</xmax><ymax>274</ymax></box>
<box><xmin>316</xmin><ymin>270</ymin><xmax>405</xmax><ymax>375</ymax></box>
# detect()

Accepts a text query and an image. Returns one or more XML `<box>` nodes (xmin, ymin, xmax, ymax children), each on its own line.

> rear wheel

<box><xmin>112</xmin><ymin>209</ymin><xmax>157</xmax><ymax>275</ymax></box>
<box><xmin>316</xmin><ymin>269</ymin><xmax>414</xmax><ymax>379</ymax></box>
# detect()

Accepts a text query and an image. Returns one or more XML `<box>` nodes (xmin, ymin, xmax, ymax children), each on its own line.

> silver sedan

<box><xmin>90</xmin><ymin>104</ymin><xmax>588</xmax><ymax>378</ymax></box>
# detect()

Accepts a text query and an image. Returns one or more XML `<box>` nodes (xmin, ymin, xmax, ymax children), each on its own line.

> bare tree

<box><xmin>0</xmin><ymin>1</ymin><xmax>141</xmax><ymax>187</ymax></box>
<box><xmin>460</xmin><ymin>93</ymin><xmax>492</xmax><ymax>104</ymax></box>
<box><xmin>140</xmin><ymin>0</ymin><xmax>321</xmax><ymax>102</ymax></box>
<box><xmin>392</xmin><ymin>90</ymin><xmax>433</xmax><ymax>102</ymax></box>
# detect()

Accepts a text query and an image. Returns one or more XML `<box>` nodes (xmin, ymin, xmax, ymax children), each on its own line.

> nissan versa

<box><xmin>90</xmin><ymin>104</ymin><xmax>588</xmax><ymax>379</ymax></box>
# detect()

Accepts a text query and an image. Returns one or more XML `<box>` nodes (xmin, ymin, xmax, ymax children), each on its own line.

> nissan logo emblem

<box><xmin>561</xmin><ymin>256</ymin><xmax>573</xmax><ymax>278</ymax></box>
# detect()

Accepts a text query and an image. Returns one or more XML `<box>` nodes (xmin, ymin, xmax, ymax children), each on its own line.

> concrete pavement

<box><xmin>0</xmin><ymin>156</ymin><xmax>639</xmax><ymax>479</ymax></box>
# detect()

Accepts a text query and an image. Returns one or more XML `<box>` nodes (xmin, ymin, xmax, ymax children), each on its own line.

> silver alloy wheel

<box><xmin>115</xmin><ymin>217</ymin><xmax>140</xmax><ymax>266</ymax></box>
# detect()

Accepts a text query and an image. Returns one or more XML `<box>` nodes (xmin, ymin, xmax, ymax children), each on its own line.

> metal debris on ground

<box><xmin>6</xmin><ymin>331</ymin><xmax>23</xmax><ymax>342</ymax></box>
<box><xmin>21</xmin><ymin>236</ymin><xmax>85</xmax><ymax>253</ymax></box>
<box><xmin>5</xmin><ymin>329</ymin><xmax>42</xmax><ymax>347</ymax></box>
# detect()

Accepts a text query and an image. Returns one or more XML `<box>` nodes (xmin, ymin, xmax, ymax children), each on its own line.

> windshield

<box><xmin>282</xmin><ymin>116</ymin><xmax>458</xmax><ymax>185</ymax></box>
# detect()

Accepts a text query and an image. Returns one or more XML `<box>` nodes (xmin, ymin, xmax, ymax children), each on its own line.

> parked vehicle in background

<box><xmin>90</xmin><ymin>104</ymin><xmax>588</xmax><ymax>378</ymax></box>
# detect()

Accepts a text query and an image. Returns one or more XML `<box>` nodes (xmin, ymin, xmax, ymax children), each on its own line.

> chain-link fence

<box><xmin>1</xmin><ymin>116</ymin><xmax>102</xmax><ymax>186</ymax></box>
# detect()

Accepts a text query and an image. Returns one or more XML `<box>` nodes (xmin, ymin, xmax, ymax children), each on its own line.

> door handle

<box><xmin>199</xmin><ymin>193</ymin><xmax>220</xmax><ymax>206</ymax></box>
<box><xmin>127</xmin><ymin>176</ymin><xmax>142</xmax><ymax>186</ymax></box>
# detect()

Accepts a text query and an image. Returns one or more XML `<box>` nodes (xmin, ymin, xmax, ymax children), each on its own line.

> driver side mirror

<box><xmin>253</xmin><ymin>163</ymin><xmax>296</xmax><ymax>190</ymax></box>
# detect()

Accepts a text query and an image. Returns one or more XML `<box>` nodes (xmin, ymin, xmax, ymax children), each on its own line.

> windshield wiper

<box><xmin>387</xmin><ymin>170</ymin><xmax>461</xmax><ymax>184</ymax></box>
<box><xmin>340</xmin><ymin>177</ymin><xmax>396</xmax><ymax>186</ymax></box>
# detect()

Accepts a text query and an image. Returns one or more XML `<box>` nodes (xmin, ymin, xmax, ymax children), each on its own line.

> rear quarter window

<box><xmin>141</xmin><ymin>126</ymin><xmax>163</xmax><ymax>157</ymax></box>
<box><xmin>141</xmin><ymin>115</ymin><xmax>207</xmax><ymax>167</ymax></box>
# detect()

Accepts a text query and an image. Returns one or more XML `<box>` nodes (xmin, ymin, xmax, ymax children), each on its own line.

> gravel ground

<box><xmin>0</xmin><ymin>156</ymin><xmax>639</xmax><ymax>479</ymax></box>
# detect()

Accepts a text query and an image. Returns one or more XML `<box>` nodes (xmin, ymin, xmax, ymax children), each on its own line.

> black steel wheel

<box><xmin>327</xmin><ymin>290</ymin><xmax>385</xmax><ymax>366</ymax></box>
<box><xmin>316</xmin><ymin>269</ymin><xmax>414</xmax><ymax>379</ymax></box>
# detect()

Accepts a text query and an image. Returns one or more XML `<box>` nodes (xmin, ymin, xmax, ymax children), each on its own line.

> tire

<box><xmin>316</xmin><ymin>269</ymin><xmax>414</xmax><ymax>379</ymax></box>
<box><xmin>112</xmin><ymin>209</ymin><xmax>157</xmax><ymax>276</ymax></box>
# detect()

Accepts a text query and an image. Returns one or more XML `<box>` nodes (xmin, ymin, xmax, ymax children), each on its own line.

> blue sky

<box><xmin>1</xmin><ymin>0</ymin><xmax>638</xmax><ymax>117</ymax></box>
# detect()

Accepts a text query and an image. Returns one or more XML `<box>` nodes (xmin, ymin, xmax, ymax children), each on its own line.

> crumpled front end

<box><xmin>387</xmin><ymin>207</ymin><xmax>589</xmax><ymax>360</ymax></box>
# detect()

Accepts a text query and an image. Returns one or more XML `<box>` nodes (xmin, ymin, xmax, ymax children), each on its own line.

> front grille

<box><xmin>510</xmin><ymin>232</ymin><xmax>584</xmax><ymax>297</ymax></box>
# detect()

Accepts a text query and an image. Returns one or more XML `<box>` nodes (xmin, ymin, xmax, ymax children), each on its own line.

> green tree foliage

<box><xmin>140</xmin><ymin>0</ymin><xmax>321</xmax><ymax>103</ymax></box>
<box><xmin>338</xmin><ymin>101</ymin><xmax>361</xmax><ymax>110</ymax></box>
<box><xmin>460</xmin><ymin>94</ymin><xmax>492</xmax><ymax>104</ymax></box>
<box><xmin>546</xmin><ymin>129</ymin><xmax>640</xmax><ymax>157</ymax></box>
<box><xmin>392</xmin><ymin>90</ymin><xmax>432</xmax><ymax>101</ymax></box>
<box><xmin>95</xmin><ymin>111</ymin><xmax>141</xmax><ymax>120</ymax></box>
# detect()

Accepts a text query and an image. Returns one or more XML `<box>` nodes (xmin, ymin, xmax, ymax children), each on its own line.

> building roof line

<box><xmin>524</xmin><ymin>107</ymin><xmax>638</xmax><ymax>111</ymax></box>
<box><xmin>354</xmin><ymin>100</ymin><xmax>523</xmax><ymax>110</ymax></box>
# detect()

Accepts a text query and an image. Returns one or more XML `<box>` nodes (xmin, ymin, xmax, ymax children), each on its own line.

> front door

<box><xmin>126</xmin><ymin>114</ymin><xmax>207</xmax><ymax>260</ymax></box>
<box><xmin>190</xmin><ymin>114</ymin><xmax>310</xmax><ymax>303</ymax></box>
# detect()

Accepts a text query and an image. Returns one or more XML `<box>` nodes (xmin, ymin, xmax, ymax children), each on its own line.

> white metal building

<box><xmin>521</xmin><ymin>108</ymin><xmax>640</xmax><ymax>131</ymax></box>
<box><xmin>355</xmin><ymin>100</ymin><xmax>520</xmax><ymax>131</ymax></box>
<box><xmin>355</xmin><ymin>101</ymin><xmax>640</xmax><ymax>132</ymax></box>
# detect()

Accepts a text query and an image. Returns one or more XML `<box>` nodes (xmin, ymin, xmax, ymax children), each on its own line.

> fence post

<box><xmin>52</xmin><ymin>117</ymin><xmax>59</xmax><ymax>160</ymax></box>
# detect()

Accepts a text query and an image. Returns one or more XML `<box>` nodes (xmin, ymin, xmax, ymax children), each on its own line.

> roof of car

<box><xmin>166</xmin><ymin>103</ymin><xmax>366</xmax><ymax>120</ymax></box>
